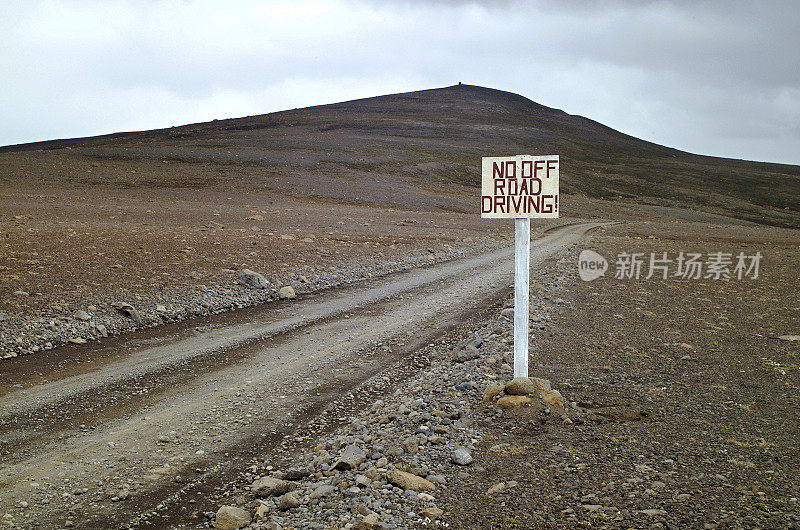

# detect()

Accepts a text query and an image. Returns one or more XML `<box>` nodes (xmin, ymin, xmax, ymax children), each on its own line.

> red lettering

<box><xmin>505</xmin><ymin>160</ymin><xmax>516</xmax><ymax>179</ymax></box>
<box><xmin>481</xmin><ymin>196</ymin><xmax>493</xmax><ymax>213</ymax></box>
<box><xmin>533</xmin><ymin>160</ymin><xmax>545</xmax><ymax>179</ymax></box>
<box><xmin>493</xmin><ymin>162</ymin><xmax>504</xmax><ymax>179</ymax></box>
<box><xmin>542</xmin><ymin>194</ymin><xmax>553</xmax><ymax>213</ymax></box>
<box><xmin>494</xmin><ymin>195</ymin><xmax>506</xmax><ymax>213</ymax></box>
<box><xmin>521</xmin><ymin>160</ymin><xmax>533</xmax><ymax>178</ymax></box>
<box><xmin>546</xmin><ymin>160</ymin><xmax>557</xmax><ymax>178</ymax></box>
<box><xmin>525</xmin><ymin>177</ymin><xmax>541</xmax><ymax>195</ymax></box>
<box><xmin>494</xmin><ymin>179</ymin><xmax>505</xmax><ymax>195</ymax></box>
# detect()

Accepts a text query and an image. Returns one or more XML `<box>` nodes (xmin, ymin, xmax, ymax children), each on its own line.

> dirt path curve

<box><xmin>0</xmin><ymin>222</ymin><xmax>605</xmax><ymax>528</ymax></box>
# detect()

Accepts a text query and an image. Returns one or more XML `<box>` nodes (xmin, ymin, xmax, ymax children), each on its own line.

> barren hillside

<box><xmin>2</xmin><ymin>84</ymin><xmax>799</xmax><ymax>226</ymax></box>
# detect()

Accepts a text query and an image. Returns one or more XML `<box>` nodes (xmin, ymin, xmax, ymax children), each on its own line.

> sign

<box><xmin>480</xmin><ymin>154</ymin><xmax>560</xmax><ymax>379</ymax></box>
<box><xmin>481</xmin><ymin>155</ymin><xmax>559</xmax><ymax>219</ymax></box>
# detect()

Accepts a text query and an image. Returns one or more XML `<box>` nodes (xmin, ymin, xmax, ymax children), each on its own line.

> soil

<box><xmin>440</xmin><ymin>220</ymin><xmax>800</xmax><ymax>529</ymax></box>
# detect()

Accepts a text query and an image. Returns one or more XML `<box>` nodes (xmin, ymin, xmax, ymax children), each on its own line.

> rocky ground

<box><xmin>199</xmin><ymin>221</ymin><xmax>799</xmax><ymax>530</ymax></box>
<box><xmin>0</xmin><ymin>229</ymin><xmax>505</xmax><ymax>360</ymax></box>
<box><xmin>0</xmin><ymin>182</ymin><xmax>528</xmax><ymax>359</ymax></box>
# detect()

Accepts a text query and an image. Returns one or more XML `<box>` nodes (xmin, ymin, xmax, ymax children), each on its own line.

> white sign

<box><xmin>481</xmin><ymin>155</ymin><xmax>559</xmax><ymax>219</ymax></box>
<box><xmin>480</xmin><ymin>154</ymin><xmax>561</xmax><ymax>379</ymax></box>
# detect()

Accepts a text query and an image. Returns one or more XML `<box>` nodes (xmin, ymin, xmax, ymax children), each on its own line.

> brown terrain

<box><xmin>0</xmin><ymin>85</ymin><xmax>798</xmax><ymax>529</ymax></box>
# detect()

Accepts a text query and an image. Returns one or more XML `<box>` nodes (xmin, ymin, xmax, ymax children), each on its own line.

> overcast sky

<box><xmin>2</xmin><ymin>0</ymin><xmax>799</xmax><ymax>164</ymax></box>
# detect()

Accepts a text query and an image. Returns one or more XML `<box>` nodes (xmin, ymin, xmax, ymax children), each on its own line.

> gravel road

<box><xmin>0</xmin><ymin>222</ymin><xmax>603</xmax><ymax>528</ymax></box>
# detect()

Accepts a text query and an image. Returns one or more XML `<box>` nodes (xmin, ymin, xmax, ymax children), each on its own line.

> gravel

<box><xmin>204</xmin><ymin>233</ymin><xmax>800</xmax><ymax>529</ymax></box>
<box><xmin>203</xmin><ymin>263</ymin><xmax>578</xmax><ymax>529</ymax></box>
<box><xmin>0</xmin><ymin>238</ymin><xmax>505</xmax><ymax>360</ymax></box>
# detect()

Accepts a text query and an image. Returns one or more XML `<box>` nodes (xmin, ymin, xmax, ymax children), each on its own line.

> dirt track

<box><xmin>0</xmin><ymin>223</ymin><xmax>602</xmax><ymax>528</ymax></box>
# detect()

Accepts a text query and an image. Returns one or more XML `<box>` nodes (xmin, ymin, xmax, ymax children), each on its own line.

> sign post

<box><xmin>481</xmin><ymin>155</ymin><xmax>560</xmax><ymax>379</ymax></box>
<box><xmin>514</xmin><ymin>218</ymin><xmax>530</xmax><ymax>377</ymax></box>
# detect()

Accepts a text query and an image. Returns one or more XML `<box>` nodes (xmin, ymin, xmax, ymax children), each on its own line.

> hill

<box><xmin>2</xmin><ymin>84</ymin><xmax>799</xmax><ymax>227</ymax></box>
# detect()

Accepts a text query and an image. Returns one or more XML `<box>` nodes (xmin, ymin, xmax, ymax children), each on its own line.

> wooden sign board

<box><xmin>481</xmin><ymin>155</ymin><xmax>559</xmax><ymax>219</ymax></box>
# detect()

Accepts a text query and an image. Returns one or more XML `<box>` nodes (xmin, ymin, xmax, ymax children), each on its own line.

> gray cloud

<box><xmin>1</xmin><ymin>0</ymin><xmax>799</xmax><ymax>164</ymax></box>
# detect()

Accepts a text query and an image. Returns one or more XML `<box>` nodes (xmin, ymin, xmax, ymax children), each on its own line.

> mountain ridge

<box><xmin>2</xmin><ymin>84</ymin><xmax>798</xmax><ymax>227</ymax></box>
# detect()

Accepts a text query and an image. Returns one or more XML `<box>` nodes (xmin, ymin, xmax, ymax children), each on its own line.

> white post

<box><xmin>514</xmin><ymin>218</ymin><xmax>530</xmax><ymax>379</ymax></box>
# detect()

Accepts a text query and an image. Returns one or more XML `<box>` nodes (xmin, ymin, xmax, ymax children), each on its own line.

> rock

<box><xmin>214</xmin><ymin>505</ymin><xmax>251</xmax><ymax>530</ymax></box>
<box><xmin>96</xmin><ymin>324</ymin><xmax>108</xmax><ymax>337</ymax></box>
<box><xmin>640</xmin><ymin>508</ymin><xmax>668</xmax><ymax>516</ymax></box>
<box><xmin>353</xmin><ymin>513</ymin><xmax>382</xmax><ymax>530</ymax></box>
<box><xmin>505</xmin><ymin>377</ymin><xmax>552</xmax><ymax>395</ymax></box>
<box><xmin>541</xmin><ymin>389</ymin><xmax>565</xmax><ymax>409</ymax></box>
<box><xmin>400</xmin><ymin>437</ymin><xmax>419</xmax><ymax>454</ymax></box>
<box><xmin>13</xmin><ymin>290</ymin><xmax>29</xmax><ymax>297</ymax></box>
<box><xmin>427</xmin><ymin>434</ymin><xmax>443</xmax><ymax>444</ymax></box>
<box><xmin>278</xmin><ymin>286</ymin><xmax>296</xmax><ymax>299</ymax></box>
<box><xmin>387</xmin><ymin>470</ymin><xmax>435</xmax><ymax>492</ymax></box>
<box><xmin>532</xmin><ymin>377</ymin><xmax>552</xmax><ymax>392</ymax></box>
<box><xmin>500</xmin><ymin>307</ymin><xmax>514</xmax><ymax>319</ymax></box>
<box><xmin>284</xmin><ymin>467</ymin><xmax>311</xmax><ymax>480</ymax></box>
<box><xmin>452</xmin><ymin>343</ymin><xmax>480</xmax><ymax>363</ymax></box>
<box><xmin>334</xmin><ymin>444</ymin><xmax>366</xmax><ymax>470</ymax></box>
<box><xmin>68</xmin><ymin>337</ymin><xmax>87</xmax><ymax>344</ymax></box>
<box><xmin>472</xmin><ymin>333</ymin><xmax>483</xmax><ymax>348</ymax></box>
<box><xmin>452</xmin><ymin>447</ymin><xmax>473</xmax><ymax>466</ymax></box>
<box><xmin>237</xmin><ymin>269</ymin><xmax>269</xmax><ymax>289</ymax></box>
<box><xmin>0</xmin><ymin>312</ymin><xmax>8</xmax><ymax>322</ymax></box>
<box><xmin>156</xmin><ymin>304</ymin><xmax>167</xmax><ymax>313</ymax></box>
<box><xmin>778</xmin><ymin>335</ymin><xmax>800</xmax><ymax>341</ymax></box>
<box><xmin>487</xmin><ymin>482</ymin><xmax>506</xmax><ymax>494</ymax></box>
<box><xmin>309</xmin><ymin>484</ymin><xmax>336</xmax><ymax>499</ymax></box>
<box><xmin>504</xmin><ymin>377</ymin><xmax>536</xmax><ymax>395</ymax></box>
<box><xmin>74</xmin><ymin>310</ymin><xmax>90</xmax><ymax>321</ymax></box>
<box><xmin>581</xmin><ymin>493</ymin><xmax>599</xmax><ymax>504</ymax></box>
<box><xmin>250</xmin><ymin>476</ymin><xmax>293</xmax><ymax>497</ymax></box>
<box><xmin>111</xmin><ymin>302</ymin><xmax>141</xmax><ymax>323</ymax></box>
<box><xmin>253</xmin><ymin>502</ymin><xmax>270</xmax><ymax>522</ymax></box>
<box><xmin>496</xmin><ymin>395</ymin><xmax>532</xmax><ymax>409</ymax></box>
<box><xmin>483</xmin><ymin>383</ymin><xmax>505</xmax><ymax>402</ymax></box>
<box><xmin>421</xmin><ymin>507</ymin><xmax>444</xmax><ymax>520</ymax></box>
<box><xmin>277</xmin><ymin>492</ymin><xmax>301</xmax><ymax>511</ymax></box>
